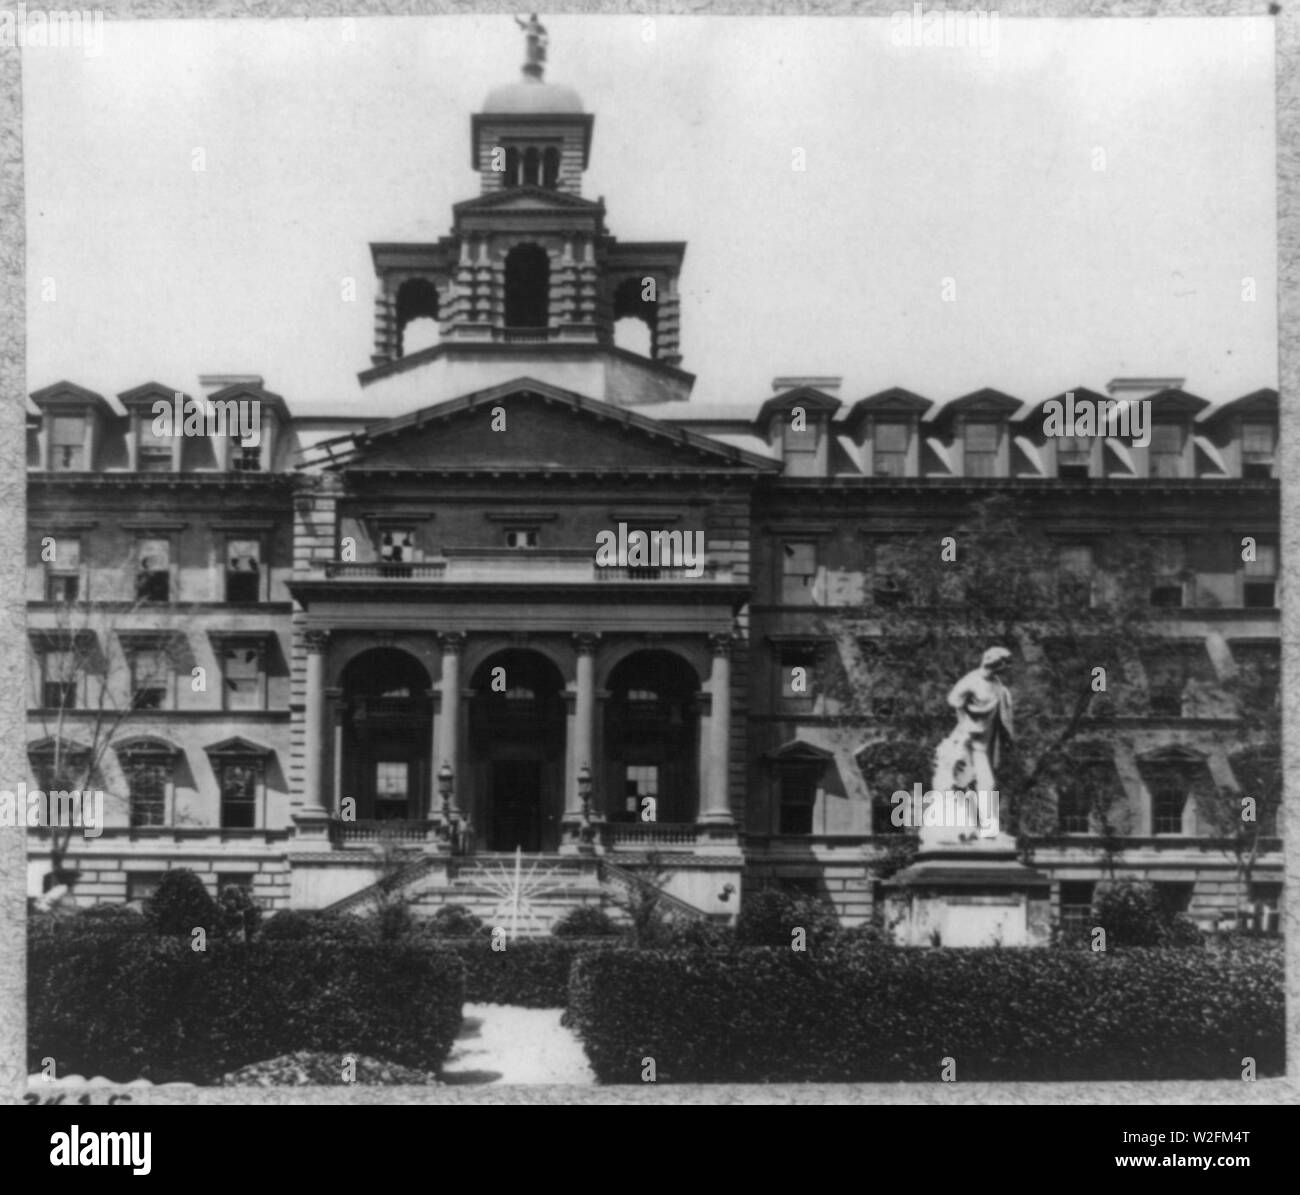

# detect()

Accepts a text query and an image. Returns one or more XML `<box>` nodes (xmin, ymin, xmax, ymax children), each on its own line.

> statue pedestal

<box><xmin>883</xmin><ymin>836</ymin><xmax>1051</xmax><ymax>948</ymax></box>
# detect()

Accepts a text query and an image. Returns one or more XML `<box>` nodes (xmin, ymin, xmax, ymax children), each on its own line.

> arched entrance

<box><xmin>469</xmin><ymin>650</ymin><xmax>566</xmax><ymax>851</ymax></box>
<box><xmin>603</xmin><ymin>650</ymin><xmax>700</xmax><ymax>824</ymax></box>
<box><xmin>340</xmin><ymin>648</ymin><xmax>432</xmax><ymax>821</ymax></box>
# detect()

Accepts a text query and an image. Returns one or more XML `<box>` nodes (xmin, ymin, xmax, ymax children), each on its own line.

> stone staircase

<box><xmin>320</xmin><ymin>851</ymin><xmax>716</xmax><ymax>939</ymax></box>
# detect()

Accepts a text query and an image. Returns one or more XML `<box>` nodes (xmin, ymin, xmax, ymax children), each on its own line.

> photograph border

<box><xmin>1</xmin><ymin>0</ymin><xmax>1295</xmax><ymax>1105</ymax></box>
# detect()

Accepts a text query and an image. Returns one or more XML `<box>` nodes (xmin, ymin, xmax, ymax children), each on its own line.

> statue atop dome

<box><xmin>515</xmin><ymin>14</ymin><xmax>548</xmax><ymax>78</ymax></box>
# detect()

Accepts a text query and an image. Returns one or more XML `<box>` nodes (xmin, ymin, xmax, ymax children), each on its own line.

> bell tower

<box><xmin>366</xmin><ymin>18</ymin><xmax>687</xmax><ymax>395</ymax></box>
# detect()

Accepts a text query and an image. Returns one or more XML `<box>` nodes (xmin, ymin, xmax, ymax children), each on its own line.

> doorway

<box><xmin>490</xmin><ymin>759</ymin><xmax>543</xmax><ymax>852</ymax></box>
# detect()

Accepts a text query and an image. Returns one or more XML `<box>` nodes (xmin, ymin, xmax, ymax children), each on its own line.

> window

<box><xmin>49</xmin><ymin>415</ymin><xmax>85</xmax><ymax>472</ymax></box>
<box><xmin>964</xmin><ymin>420</ymin><xmax>1001</xmax><ymax>477</ymax></box>
<box><xmin>542</xmin><ymin>146</ymin><xmax>560</xmax><ymax>189</ymax></box>
<box><xmin>505</xmin><ymin>527</ymin><xmax>538</xmax><ymax>550</ymax></box>
<box><xmin>225</xmin><ymin>539</ymin><xmax>261</xmax><ymax>603</ymax></box>
<box><xmin>1148</xmin><ymin>538</ymin><xmax>1185</xmax><ymax>608</ymax></box>
<box><xmin>130</xmin><ymin>648</ymin><xmax>170</xmax><ymax>711</ymax></box>
<box><xmin>1057</xmin><ymin>544</ymin><xmax>1094</xmax><ymax>607</ymax></box>
<box><xmin>873</xmin><ymin>420</ymin><xmax>910</xmax><ymax>477</ymax></box>
<box><xmin>217</xmin><ymin>872</ymin><xmax>257</xmax><ymax>896</ymax></box>
<box><xmin>783</xmin><ymin>423</ymin><xmax>819</xmax><ymax>476</ymax></box>
<box><xmin>1150</xmin><ymin>774</ymin><xmax>1187</xmax><ymax>835</ymax></box>
<box><xmin>1058</xmin><ymin>881</ymin><xmax>1095</xmax><ymax>941</ymax></box>
<box><xmin>1242</xmin><ymin>541</ymin><xmax>1277</xmax><ymax>608</ymax></box>
<box><xmin>1241</xmin><ymin>420</ymin><xmax>1274</xmax><ymax>479</ymax></box>
<box><xmin>1149</xmin><ymin>421</ymin><xmax>1184</xmax><ymax>478</ymax></box>
<box><xmin>778</xmin><ymin>647</ymin><xmax>818</xmax><ymax>712</ymax></box>
<box><xmin>231</xmin><ymin>444</ymin><xmax>261</xmax><ymax>473</ymax></box>
<box><xmin>136</xmin><ymin>538</ymin><xmax>171</xmax><ymax>602</ymax></box>
<box><xmin>1154</xmin><ymin>881</ymin><xmax>1193</xmax><ymax>916</ymax></box>
<box><xmin>374</xmin><ymin>761</ymin><xmax>409</xmax><ymax>820</ymax></box>
<box><xmin>504</xmin><ymin>686</ymin><xmax>536</xmax><ymax>704</ymax></box>
<box><xmin>1056</xmin><ymin>436</ymin><xmax>1091</xmax><ymax>479</ymax></box>
<box><xmin>139</xmin><ymin>432</ymin><xmax>174</xmax><ymax>473</ymax></box>
<box><xmin>379</xmin><ymin>528</ymin><xmax>417</xmax><ymax>563</ymax></box>
<box><xmin>126</xmin><ymin>873</ymin><xmax>166</xmax><ymax>903</ymax></box>
<box><xmin>45</xmin><ymin>536</ymin><xmax>82</xmax><ymax>603</ymax></box>
<box><xmin>218</xmin><ymin>761</ymin><xmax>260</xmax><ymax>829</ymax></box>
<box><xmin>221</xmin><ymin>643</ymin><xmax>265</xmax><ymax>711</ymax></box>
<box><xmin>778</xmin><ymin>765</ymin><xmax>818</xmax><ymax>835</ymax></box>
<box><xmin>1056</xmin><ymin>777</ymin><xmax>1093</xmax><ymax>835</ymax></box>
<box><xmin>126</xmin><ymin>759</ymin><xmax>169</xmax><ymax>827</ymax></box>
<box><xmin>522</xmin><ymin>146</ymin><xmax>540</xmax><ymax>186</ymax></box>
<box><xmin>624</xmin><ymin>765</ymin><xmax>659</xmax><ymax>815</ymax></box>
<box><xmin>504</xmin><ymin>243</ymin><xmax>550</xmax><ymax>329</ymax></box>
<box><xmin>781</xmin><ymin>540</ymin><xmax>818</xmax><ymax>604</ymax></box>
<box><xmin>40</xmin><ymin>649</ymin><xmax>76</xmax><ymax>709</ymax></box>
<box><xmin>1145</xmin><ymin>653</ymin><xmax>1190</xmax><ymax>718</ymax></box>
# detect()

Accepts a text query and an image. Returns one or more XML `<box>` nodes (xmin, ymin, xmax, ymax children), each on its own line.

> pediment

<box><xmin>454</xmin><ymin>186</ymin><xmax>601</xmax><ymax>214</ymax></box>
<box><xmin>321</xmin><ymin>378</ymin><xmax>776</xmax><ymax>474</ymax></box>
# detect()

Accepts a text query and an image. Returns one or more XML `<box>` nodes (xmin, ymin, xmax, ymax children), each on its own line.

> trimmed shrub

<box><xmin>734</xmin><ymin>889</ymin><xmax>839</xmax><ymax>948</ymax></box>
<box><xmin>143</xmin><ymin>869</ymin><xmax>218</xmax><ymax>938</ymax></box>
<box><xmin>423</xmin><ymin>904</ymin><xmax>490</xmax><ymax>939</ymax></box>
<box><xmin>216</xmin><ymin>885</ymin><xmax>262</xmax><ymax>942</ymax></box>
<box><xmin>568</xmin><ymin>942</ymin><xmax>1283</xmax><ymax>1083</ymax></box>
<box><xmin>260</xmin><ymin>909</ymin><xmax>375</xmax><ymax>943</ymax></box>
<box><xmin>551</xmin><ymin>906</ymin><xmax>619</xmax><ymax>939</ymax></box>
<box><xmin>28</xmin><ymin>924</ymin><xmax>465</xmax><ymax>1085</ymax></box>
<box><xmin>1092</xmin><ymin>879</ymin><xmax>1204</xmax><ymax>948</ymax></box>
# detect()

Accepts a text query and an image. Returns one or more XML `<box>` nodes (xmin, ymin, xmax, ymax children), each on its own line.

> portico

<box><xmin>292</xmin><ymin>623</ymin><xmax>739</xmax><ymax>856</ymax></box>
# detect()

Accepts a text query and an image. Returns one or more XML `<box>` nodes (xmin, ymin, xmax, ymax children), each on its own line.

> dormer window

<box><xmin>1056</xmin><ymin>436</ymin><xmax>1092</xmax><ymax>479</ymax></box>
<box><xmin>49</xmin><ymin>415</ymin><xmax>85</xmax><ymax>471</ymax></box>
<box><xmin>964</xmin><ymin>420</ymin><xmax>1001</xmax><ymax>477</ymax></box>
<box><xmin>1149</xmin><ymin>421</ymin><xmax>1184</xmax><ymax>478</ymax></box>
<box><xmin>139</xmin><ymin>430</ymin><xmax>174</xmax><ymax>473</ymax></box>
<box><xmin>1241</xmin><ymin>419</ymin><xmax>1275</xmax><ymax>479</ymax></box>
<box><xmin>872</xmin><ymin>420</ymin><xmax>910</xmax><ymax>477</ymax></box>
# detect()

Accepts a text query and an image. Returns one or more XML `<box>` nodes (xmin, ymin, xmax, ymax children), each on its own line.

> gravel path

<box><xmin>442</xmin><ymin>1004</ymin><xmax>595</xmax><ymax>1086</ymax></box>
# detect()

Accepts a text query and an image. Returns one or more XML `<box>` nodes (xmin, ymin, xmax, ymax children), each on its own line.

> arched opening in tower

<box><xmin>522</xmin><ymin>146</ymin><xmax>541</xmax><ymax>187</ymax></box>
<box><xmin>395</xmin><ymin>277</ymin><xmax>440</xmax><ymax>358</ymax></box>
<box><xmin>542</xmin><ymin>147</ymin><xmax>560</xmax><ymax>189</ymax></box>
<box><xmin>504</xmin><ymin>244</ymin><xmax>550</xmax><ymax>330</ymax></box>
<box><xmin>613</xmin><ymin>275</ymin><xmax>659</xmax><ymax>358</ymax></box>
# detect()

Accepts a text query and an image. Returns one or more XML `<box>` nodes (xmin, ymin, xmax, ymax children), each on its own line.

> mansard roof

<box><xmin>1199</xmin><ymin>387</ymin><xmax>1278</xmax><ymax>428</ymax></box>
<box><xmin>1144</xmin><ymin>387</ymin><xmax>1211</xmax><ymax>418</ymax></box>
<box><xmin>757</xmin><ymin>386</ymin><xmax>842</xmax><ymax>425</ymax></box>
<box><xmin>843</xmin><ymin>388</ymin><xmax>933</xmax><ymax>433</ymax></box>
<box><xmin>29</xmin><ymin>381</ymin><xmax>116</xmax><ymax>419</ymax></box>
<box><xmin>929</xmin><ymin>388</ymin><xmax>1022</xmax><ymax>429</ymax></box>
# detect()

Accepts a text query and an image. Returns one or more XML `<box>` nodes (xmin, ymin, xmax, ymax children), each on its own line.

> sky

<box><xmin>23</xmin><ymin>13</ymin><xmax>1277</xmax><ymax>413</ymax></box>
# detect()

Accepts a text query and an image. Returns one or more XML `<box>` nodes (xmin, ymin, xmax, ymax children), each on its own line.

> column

<box><xmin>564</xmin><ymin>633</ymin><xmax>599</xmax><ymax>827</ymax></box>
<box><xmin>325</xmin><ymin>687</ymin><xmax>343</xmax><ymax>818</ymax></box>
<box><xmin>700</xmin><ymin>633</ymin><xmax>735</xmax><ymax>825</ymax></box>
<box><xmin>437</xmin><ymin>632</ymin><xmax>465</xmax><ymax>818</ymax></box>
<box><xmin>301</xmin><ymin>629</ymin><xmax>330</xmax><ymax>815</ymax></box>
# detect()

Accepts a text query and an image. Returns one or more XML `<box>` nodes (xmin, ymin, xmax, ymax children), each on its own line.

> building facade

<box><xmin>24</xmin><ymin>53</ymin><xmax>1282</xmax><ymax>934</ymax></box>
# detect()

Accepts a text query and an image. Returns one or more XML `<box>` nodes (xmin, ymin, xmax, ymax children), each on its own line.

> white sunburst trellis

<box><xmin>470</xmin><ymin>846</ymin><xmax>578</xmax><ymax>940</ymax></box>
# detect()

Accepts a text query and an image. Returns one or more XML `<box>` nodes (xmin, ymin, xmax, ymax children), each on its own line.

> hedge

<box><xmin>567</xmin><ymin>941</ymin><xmax>1284</xmax><ymax>1083</ymax></box>
<box><xmin>29</xmin><ymin>924</ymin><xmax>465</xmax><ymax>1084</ymax></box>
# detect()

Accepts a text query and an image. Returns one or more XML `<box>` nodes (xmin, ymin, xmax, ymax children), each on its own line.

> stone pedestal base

<box><xmin>884</xmin><ymin>844</ymin><xmax>1051</xmax><ymax>947</ymax></box>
